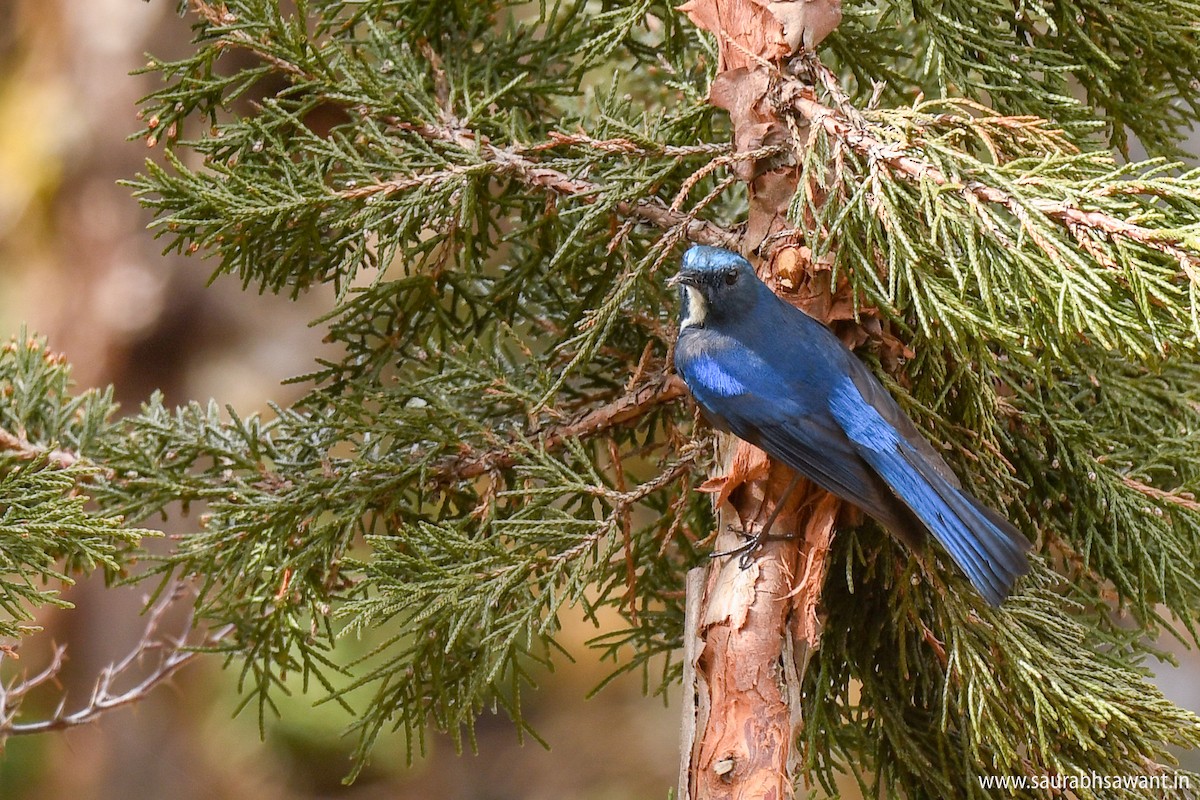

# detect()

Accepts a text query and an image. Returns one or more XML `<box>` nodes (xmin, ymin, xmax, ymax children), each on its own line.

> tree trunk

<box><xmin>675</xmin><ymin>2</ymin><xmax>845</xmax><ymax>797</ymax></box>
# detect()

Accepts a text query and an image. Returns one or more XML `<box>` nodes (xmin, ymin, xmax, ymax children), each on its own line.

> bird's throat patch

<box><xmin>680</xmin><ymin>285</ymin><xmax>708</xmax><ymax>329</ymax></box>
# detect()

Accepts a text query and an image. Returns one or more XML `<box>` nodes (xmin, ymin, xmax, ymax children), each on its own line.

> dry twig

<box><xmin>0</xmin><ymin>585</ymin><xmax>229</xmax><ymax>739</ymax></box>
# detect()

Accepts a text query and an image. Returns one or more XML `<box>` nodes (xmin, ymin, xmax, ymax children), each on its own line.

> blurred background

<box><xmin>0</xmin><ymin>2</ymin><xmax>1195</xmax><ymax>798</ymax></box>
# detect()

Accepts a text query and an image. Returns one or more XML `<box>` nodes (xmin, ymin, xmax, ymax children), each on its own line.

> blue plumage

<box><xmin>671</xmin><ymin>245</ymin><xmax>1029</xmax><ymax>605</ymax></box>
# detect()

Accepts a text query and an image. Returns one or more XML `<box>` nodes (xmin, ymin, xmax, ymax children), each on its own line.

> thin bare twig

<box><xmin>0</xmin><ymin>585</ymin><xmax>230</xmax><ymax>739</ymax></box>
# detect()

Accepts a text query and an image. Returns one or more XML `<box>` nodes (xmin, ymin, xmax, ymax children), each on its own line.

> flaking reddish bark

<box><xmin>675</xmin><ymin>1</ymin><xmax>845</xmax><ymax>797</ymax></box>
<box><xmin>687</xmin><ymin>449</ymin><xmax>841</xmax><ymax>799</ymax></box>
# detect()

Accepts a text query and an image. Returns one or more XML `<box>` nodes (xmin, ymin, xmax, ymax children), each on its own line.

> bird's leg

<box><xmin>710</xmin><ymin>473</ymin><xmax>803</xmax><ymax>567</ymax></box>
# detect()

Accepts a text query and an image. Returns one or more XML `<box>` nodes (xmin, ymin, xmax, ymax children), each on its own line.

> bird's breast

<box><xmin>675</xmin><ymin>328</ymin><xmax>761</xmax><ymax>402</ymax></box>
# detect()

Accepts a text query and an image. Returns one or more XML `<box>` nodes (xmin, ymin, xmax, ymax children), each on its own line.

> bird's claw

<box><xmin>710</xmin><ymin>526</ymin><xmax>799</xmax><ymax>568</ymax></box>
<box><xmin>709</xmin><ymin>532</ymin><xmax>766</xmax><ymax>568</ymax></box>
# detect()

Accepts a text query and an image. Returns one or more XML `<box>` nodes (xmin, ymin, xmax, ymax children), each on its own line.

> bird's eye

<box><xmin>723</xmin><ymin>270</ymin><xmax>739</xmax><ymax>286</ymax></box>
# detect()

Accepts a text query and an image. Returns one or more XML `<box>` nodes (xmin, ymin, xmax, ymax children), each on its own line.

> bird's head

<box><xmin>669</xmin><ymin>245</ymin><xmax>760</xmax><ymax>330</ymax></box>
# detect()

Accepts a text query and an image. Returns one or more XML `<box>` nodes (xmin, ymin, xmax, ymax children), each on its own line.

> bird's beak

<box><xmin>668</xmin><ymin>272</ymin><xmax>696</xmax><ymax>288</ymax></box>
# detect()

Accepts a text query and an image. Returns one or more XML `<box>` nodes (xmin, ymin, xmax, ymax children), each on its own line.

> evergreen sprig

<box><xmin>827</xmin><ymin>0</ymin><xmax>1200</xmax><ymax>156</ymax></box>
<box><xmin>0</xmin><ymin>335</ymin><xmax>143</xmax><ymax>639</ymax></box>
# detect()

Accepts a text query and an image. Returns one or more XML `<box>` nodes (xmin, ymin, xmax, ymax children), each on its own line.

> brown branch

<box><xmin>387</xmin><ymin>119</ymin><xmax>740</xmax><ymax>249</ymax></box>
<box><xmin>439</xmin><ymin>374</ymin><xmax>689</xmax><ymax>482</ymax></box>
<box><xmin>0</xmin><ymin>585</ymin><xmax>229</xmax><ymax>739</ymax></box>
<box><xmin>0</xmin><ymin>427</ymin><xmax>79</xmax><ymax>470</ymax></box>
<box><xmin>1121</xmin><ymin>476</ymin><xmax>1200</xmax><ymax>513</ymax></box>
<box><xmin>784</xmin><ymin>81</ymin><xmax>1200</xmax><ymax>285</ymax></box>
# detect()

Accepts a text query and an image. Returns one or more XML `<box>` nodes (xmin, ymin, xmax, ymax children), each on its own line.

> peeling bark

<box><xmin>683</xmin><ymin>447</ymin><xmax>838</xmax><ymax>799</ymax></box>
<box><xmin>675</xmin><ymin>1</ymin><xmax>846</xmax><ymax>797</ymax></box>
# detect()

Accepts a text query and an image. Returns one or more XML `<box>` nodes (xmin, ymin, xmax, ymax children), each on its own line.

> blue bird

<box><xmin>671</xmin><ymin>245</ymin><xmax>1030</xmax><ymax>605</ymax></box>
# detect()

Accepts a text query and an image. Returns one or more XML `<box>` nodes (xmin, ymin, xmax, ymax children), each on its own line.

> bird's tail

<box><xmin>891</xmin><ymin>442</ymin><xmax>1031</xmax><ymax>605</ymax></box>
<box><xmin>849</xmin><ymin>436</ymin><xmax>1030</xmax><ymax>605</ymax></box>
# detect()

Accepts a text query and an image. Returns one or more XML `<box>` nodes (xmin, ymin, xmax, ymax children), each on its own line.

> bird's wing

<box><xmin>843</xmin><ymin>360</ymin><xmax>961</xmax><ymax>488</ymax></box>
<box><xmin>748</xmin><ymin>408</ymin><xmax>912</xmax><ymax>529</ymax></box>
<box><xmin>762</xmin><ymin>295</ymin><xmax>962</xmax><ymax>487</ymax></box>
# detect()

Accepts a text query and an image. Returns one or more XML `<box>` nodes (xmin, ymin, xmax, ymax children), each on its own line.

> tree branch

<box><xmin>783</xmin><ymin>67</ymin><xmax>1200</xmax><ymax>285</ymax></box>
<box><xmin>439</xmin><ymin>373</ymin><xmax>689</xmax><ymax>482</ymax></box>
<box><xmin>381</xmin><ymin>119</ymin><xmax>740</xmax><ymax>249</ymax></box>
<box><xmin>0</xmin><ymin>585</ymin><xmax>228</xmax><ymax>739</ymax></box>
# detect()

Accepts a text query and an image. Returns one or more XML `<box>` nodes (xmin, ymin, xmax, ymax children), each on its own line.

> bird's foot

<box><xmin>709</xmin><ymin>532</ymin><xmax>763</xmax><ymax>568</ymax></box>
<box><xmin>711</xmin><ymin>524</ymin><xmax>797</xmax><ymax>568</ymax></box>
